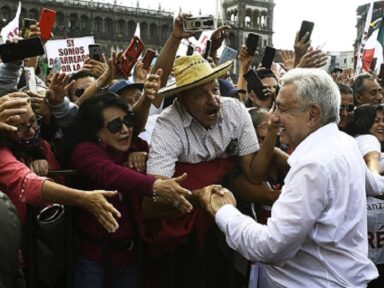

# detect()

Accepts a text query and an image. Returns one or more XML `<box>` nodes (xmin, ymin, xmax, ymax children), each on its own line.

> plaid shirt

<box><xmin>147</xmin><ymin>97</ymin><xmax>259</xmax><ymax>178</ymax></box>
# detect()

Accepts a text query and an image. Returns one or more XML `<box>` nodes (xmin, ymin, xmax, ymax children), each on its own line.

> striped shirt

<box><xmin>147</xmin><ymin>97</ymin><xmax>259</xmax><ymax>178</ymax></box>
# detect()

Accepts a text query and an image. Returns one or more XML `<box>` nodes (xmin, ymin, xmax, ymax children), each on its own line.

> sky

<box><xmin>102</xmin><ymin>0</ymin><xmax>371</xmax><ymax>52</ymax></box>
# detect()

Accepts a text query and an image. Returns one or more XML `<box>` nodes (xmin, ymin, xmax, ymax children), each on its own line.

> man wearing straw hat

<box><xmin>141</xmin><ymin>14</ymin><xmax>285</xmax><ymax>288</ymax></box>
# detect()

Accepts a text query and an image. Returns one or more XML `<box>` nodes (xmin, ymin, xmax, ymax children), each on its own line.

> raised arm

<box><xmin>152</xmin><ymin>13</ymin><xmax>195</xmax><ymax>107</ymax></box>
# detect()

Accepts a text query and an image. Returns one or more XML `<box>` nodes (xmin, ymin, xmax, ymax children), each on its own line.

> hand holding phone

<box><xmin>0</xmin><ymin>37</ymin><xmax>45</xmax><ymax>63</ymax></box>
<box><xmin>298</xmin><ymin>20</ymin><xmax>314</xmax><ymax>42</ymax></box>
<box><xmin>246</xmin><ymin>33</ymin><xmax>260</xmax><ymax>56</ymax></box>
<box><xmin>88</xmin><ymin>44</ymin><xmax>102</xmax><ymax>62</ymax></box>
<box><xmin>243</xmin><ymin>69</ymin><xmax>267</xmax><ymax>100</ymax></box>
<box><xmin>183</xmin><ymin>16</ymin><xmax>216</xmax><ymax>32</ymax></box>
<box><xmin>117</xmin><ymin>36</ymin><xmax>144</xmax><ymax>77</ymax></box>
<box><xmin>142</xmin><ymin>49</ymin><xmax>157</xmax><ymax>70</ymax></box>
<box><xmin>21</xmin><ymin>18</ymin><xmax>37</xmax><ymax>38</ymax></box>
<box><xmin>39</xmin><ymin>8</ymin><xmax>56</xmax><ymax>42</ymax></box>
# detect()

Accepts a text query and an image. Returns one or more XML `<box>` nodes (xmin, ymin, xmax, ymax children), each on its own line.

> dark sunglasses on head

<box><xmin>105</xmin><ymin>112</ymin><xmax>135</xmax><ymax>134</ymax></box>
<box><xmin>74</xmin><ymin>88</ymin><xmax>85</xmax><ymax>98</ymax></box>
<box><xmin>340</xmin><ymin>104</ymin><xmax>355</xmax><ymax>112</ymax></box>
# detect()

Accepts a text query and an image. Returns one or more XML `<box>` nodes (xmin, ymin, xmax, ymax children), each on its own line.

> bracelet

<box><xmin>152</xmin><ymin>181</ymin><xmax>159</xmax><ymax>202</ymax></box>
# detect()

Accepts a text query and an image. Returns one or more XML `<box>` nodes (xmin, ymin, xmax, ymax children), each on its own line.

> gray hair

<box><xmin>279</xmin><ymin>68</ymin><xmax>340</xmax><ymax>125</ymax></box>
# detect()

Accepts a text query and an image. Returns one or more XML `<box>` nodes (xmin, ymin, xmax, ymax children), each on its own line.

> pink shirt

<box><xmin>0</xmin><ymin>147</ymin><xmax>47</xmax><ymax>224</ymax></box>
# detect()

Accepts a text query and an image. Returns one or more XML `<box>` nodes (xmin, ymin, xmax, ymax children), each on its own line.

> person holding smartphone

<box><xmin>245</xmin><ymin>68</ymin><xmax>278</xmax><ymax>110</ymax></box>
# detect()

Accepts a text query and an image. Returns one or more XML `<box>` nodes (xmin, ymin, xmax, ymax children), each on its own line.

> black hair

<box><xmin>337</xmin><ymin>83</ymin><xmax>353</xmax><ymax>95</ymax></box>
<box><xmin>68</xmin><ymin>92</ymin><xmax>131</xmax><ymax>146</ymax></box>
<box><xmin>345</xmin><ymin>104</ymin><xmax>384</xmax><ymax>137</ymax></box>
<box><xmin>351</xmin><ymin>73</ymin><xmax>375</xmax><ymax>105</ymax></box>
<box><xmin>256</xmin><ymin>68</ymin><xmax>276</xmax><ymax>80</ymax></box>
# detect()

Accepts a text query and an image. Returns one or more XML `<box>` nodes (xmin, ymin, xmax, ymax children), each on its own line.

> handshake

<box><xmin>195</xmin><ymin>185</ymin><xmax>237</xmax><ymax>216</ymax></box>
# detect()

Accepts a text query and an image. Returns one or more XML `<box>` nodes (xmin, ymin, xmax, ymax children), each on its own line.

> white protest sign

<box><xmin>367</xmin><ymin>196</ymin><xmax>384</xmax><ymax>264</ymax></box>
<box><xmin>45</xmin><ymin>36</ymin><xmax>95</xmax><ymax>73</ymax></box>
<box><xmin>177</xmin><ymin>31</ymin><xmax>213</xmax><ymax>56</ymax></box>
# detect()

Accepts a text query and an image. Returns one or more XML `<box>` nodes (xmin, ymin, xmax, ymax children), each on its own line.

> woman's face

<box><xmin>12</xmin><ymin>104</ymin><xmax>41</xmax><ymax>142</ymax></box>
<box><xmin>96</xmin><ymin>106</ymin><xmax>134</xmax><ymax>153</ymax></box>
<box><xmin>369</xmin><ymin>110</ymin><xmax>384</xmax><ymax>143</ymax></box>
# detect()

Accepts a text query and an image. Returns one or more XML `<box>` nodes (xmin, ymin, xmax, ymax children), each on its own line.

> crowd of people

<box><xmin>1</xmin><ymin>10</ymin><xmax>384</xmax><ymax>288</ymax></box>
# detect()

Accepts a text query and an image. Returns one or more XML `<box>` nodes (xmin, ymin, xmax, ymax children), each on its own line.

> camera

<box><xmin>183</xmin><ymin>16</ymin><xmax>216</xmax><ymax>32</ymax></box>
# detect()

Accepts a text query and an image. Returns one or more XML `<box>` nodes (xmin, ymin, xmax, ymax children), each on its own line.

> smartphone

<box><xmin>21</xmin><ymin>18</ymin><xmax>37</xmax><ymax>38</ymax></box>
<box><xmin>39</xmin><ymin>8</ymin><xmax>56</xmax><ymax>42</ymax></box>
<box><xmin>218</xmin><ymin>46</ymin><xmax>237</xmax><ymax>64</ymax></box>
<box><xmin>25</xmin><ymin>67</ymin><xmax>37</xmax><ymax>93</ymax></box>
<box><xmin>243</xmin><ymin>69</ymin><xmax>267</xmax><ymax>100</ymax></box>
<box><xmin>379</xmin><ymin>63</ymin><xmax>384</xmax><ymax>82</ymax></box>
<box><xmin>298</xmin><ymin>20</ymin><xmax>314</xmax><ymax>42</ymax></box>
<box><xmin>142</xmin><ymin>49</ymin><xmax>156</xmax><ymax>70</ymax></box>
<box><xmin>186</xmin><ymin>43</ymin><xmax>194</xmax><ymax>56</ymax></box>
<box><xmin>183</xmin><ymin>16</ymin><xmax>216</xmax><ymax>32</ymax></box>
<box><xmin>51</xmin><ymin>57</ymin><xmax>62</xmax><ymax>74</ymax></box>
<box><xmin>203</xmin><ymin>40</ymin><xmax>212</xmax><ymax>59</ymax></box>
<box><xmin>261</xmin><ymin>46</ymin><xmax>276</xmax><ymax>70</ymax></box>
<box><xmin>0</xmin><ymin>37</ymin><xmax>45</xmax><ymax>63</ymax></box>
<box><xmin>117</xmin><ymin>36</ymin><xmax>144</xmax><ymax>77</ymax></box>
<box><xmin>246</xmin><ymin>33</ymin><xmax>260</xmax><ymax>56</ymax></box>
<box><xmin>88</xmin><ymin>44</ymin><xmax>102</xmax><ymax>61</ymax></box>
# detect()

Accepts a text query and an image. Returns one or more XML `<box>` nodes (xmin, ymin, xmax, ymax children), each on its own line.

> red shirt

<box><xmin>69</xmin><ymin>138</ymin><xmax>155</xmax><ymax>267</ymax></box>
<box><xmin>0</xmin><ymin>139</ymin><xmax>59</xmax><ymax>224</ymax></box>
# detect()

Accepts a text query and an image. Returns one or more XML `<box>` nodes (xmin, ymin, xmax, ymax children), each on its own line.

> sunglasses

<box><xmin>104</xmin><ymin>112</ymin><xmax>135</xmax><ymax>134</ymax></box>
<box><xmin>74</xmin><ymin>88</ymin><xmax>85</xmax><ymax>98</ymax></box>
<box><xmin>340</xmin><ymin>104</ymin><xmax>355</xmax><ymax>112</ymax></box>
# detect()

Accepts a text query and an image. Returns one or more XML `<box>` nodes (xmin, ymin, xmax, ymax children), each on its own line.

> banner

<box><xmin>0</xmin><ymin>1</ymin><xmax>21</xmax><ymax>43</ymax></box>
<box><xmin>45</xmin><ymin>36</ymin><xmax>95</xmax><ymax>73</ymax></box>
<box><xmin>367</xmin><ymin>196</ymin><xmax>384</xmax><ymax>264</ymax></box>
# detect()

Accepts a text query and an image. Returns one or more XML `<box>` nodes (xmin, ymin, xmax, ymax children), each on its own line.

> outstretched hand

<box><xmin>154</xmin><ymin>173</ymin><xmax>193</xmax><ymax>213</ymax></box>
<box><xmin>83</xmin><ymin>190</ymin><xmax>121</xmax><ymax>233</ymax></box>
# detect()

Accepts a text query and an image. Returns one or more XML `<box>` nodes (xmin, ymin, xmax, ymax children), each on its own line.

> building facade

<box><xmin>0</xmin><ymin>0</ymin><xmax>173</xmax><ymax>53</ymax></box>
<box><xmin>221</xmin><ymin>0</ymin><xmax>274</xmax><ymax>50</ymax></box>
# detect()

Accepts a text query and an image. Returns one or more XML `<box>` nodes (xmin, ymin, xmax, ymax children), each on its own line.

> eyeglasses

<box><xmin>340</xmin><ymin>104</ymin><xmax>355</xmax><ymax>112</ymax></box>
<box><xmin>73</xmin><ymin>88</ymin><xmax>85</xmax><ymax>98</ymax></box>
<box><xmin>104</xmin><ymin>112</ymin><xmax>135</xmax><ymax>134</ymax></box>
<box><xmin>16</xmin><ymin>115</ymin><xmax>42</xmax><ymax>134</ymax></box>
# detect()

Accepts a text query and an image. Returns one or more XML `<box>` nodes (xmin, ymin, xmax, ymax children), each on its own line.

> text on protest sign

<box><xmin>45</xmin><ymin>36</ymin><xmax>95</xmax><ymax>73</ymax></box>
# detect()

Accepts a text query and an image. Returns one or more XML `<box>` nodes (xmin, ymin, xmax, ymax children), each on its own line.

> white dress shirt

<box><xmin>216</xmin><ymin>123</ymin><xmax>378</xmax><ymax>287</ymax></box>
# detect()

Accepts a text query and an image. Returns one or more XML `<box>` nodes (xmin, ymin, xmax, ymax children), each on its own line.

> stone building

<box><xmin>0</xmin><ymin>0</ymin><xmax>174</xmax><ymax>53</ymax></box>
<box><xmin>221</xmin><ymin>0</ymin><xmax>274</xmax><ymax>50</ymax></box>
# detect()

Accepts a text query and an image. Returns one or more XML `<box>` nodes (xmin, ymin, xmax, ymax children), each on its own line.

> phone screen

<box><xmin>246</xmin><ymin>33</ymin><xmax>260</xmax><ymax>56</ymax></box>
<box><xmin>243</xmin><ymin>69</ymin><xmax>266</xmax><ymax>100</ymax></box>
<box><xmin>298</xmin><ymin>21</ymin><xmax>314</xmax><ymax>41</ymax></box>
<box><xmin>0</xmin><ymin>37</ymin><xmax>45</xmax><ymax>63</ymax></box>
<box><xmin>261</xmin><ymin>46</ymin><xmax>276</xmax><ymax>70</ymax></box>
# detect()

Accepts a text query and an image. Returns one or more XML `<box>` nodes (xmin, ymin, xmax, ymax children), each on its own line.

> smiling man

<box><xmin>211</xmin><ymin>68</ymin><xmax>378</xmax><ymax>287</ymax></box>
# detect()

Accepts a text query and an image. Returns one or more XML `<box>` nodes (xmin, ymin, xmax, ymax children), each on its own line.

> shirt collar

<box><xmin>288</xmin><ymin>123</ymin><xmax>339</xmax><ymax>167</ymax></box>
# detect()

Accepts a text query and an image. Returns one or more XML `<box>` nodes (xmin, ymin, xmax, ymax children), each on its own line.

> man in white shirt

<box><xmin>210</xmin><ymin>68</ymin><xmax>378</xmax><ymax>287</ymax></box>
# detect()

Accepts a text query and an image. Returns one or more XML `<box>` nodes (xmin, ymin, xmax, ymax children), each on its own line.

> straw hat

<box><xmin>158</xmin><ymin>54</ymin><xmax>233</xmax><ymax>97</ymax></box>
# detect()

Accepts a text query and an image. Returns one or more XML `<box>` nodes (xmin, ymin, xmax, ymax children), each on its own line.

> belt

<box><xmin>78</xmin><ymin>230</ymin><xmax>134</xmax><ymax>251</ymax></box>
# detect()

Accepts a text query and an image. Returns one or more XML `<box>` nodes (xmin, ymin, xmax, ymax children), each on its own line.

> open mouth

<box><xmin>206</xmin><ymin>107</ymin><xmax>219</xmax><ymax>118</ymax></box>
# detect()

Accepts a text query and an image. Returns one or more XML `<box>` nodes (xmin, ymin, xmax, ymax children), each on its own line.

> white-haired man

<box><xmin>211</xmin><ymin>68</ymin><xmax>378</xmax><ymax>287</ymax></box>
